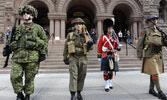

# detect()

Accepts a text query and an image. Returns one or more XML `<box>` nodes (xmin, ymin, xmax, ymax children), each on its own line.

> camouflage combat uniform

<box><xmin>8</xmin><ymin>5</ymin><xmax>48</xmax><ymax>96</ymax></box>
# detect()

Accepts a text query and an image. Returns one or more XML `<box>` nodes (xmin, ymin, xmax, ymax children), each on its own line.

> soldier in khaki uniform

<box><xmin>3</xmin><ymin>5</ymin><xmax>48</xmax><ymax>100</ymax></box>
<box><xmin>63</xmin><ymin>18</ymin><xmax>93</xmax><ymax>100</ymax></box>
<box><xmin>137</xmin><ymin>15</ymin><xmax>167</xmax><ymax>100</ymax></box>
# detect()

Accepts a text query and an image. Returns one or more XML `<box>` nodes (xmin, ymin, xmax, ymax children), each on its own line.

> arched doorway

<box><xmin>159</xmin><ymin>0</ymin><xmax>167</xmax><ymax>23</ymax></box>
<box><xmin>113</xmin><ymin>4</ymin><xmax>133</xmax><ymax>35</ymax></box>
<box><xmin>29</xmin><ymin>1</ymin><xmax>49</xmax><ymax>31</ymax></box>
<box><xmin>66</xmin><ymin>0</ymin><xmax>96</xmax><ymax>37</ymax></box>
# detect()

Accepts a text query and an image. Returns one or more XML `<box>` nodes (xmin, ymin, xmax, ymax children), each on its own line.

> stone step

<box><xmin>1</xmin><ymin>63</ymin><xmax>167</xmax><ymax>71</ymax></box>
<box><xmin>0</xmin><ymin>43</ymin><xmax>167</xmax><ymax>74</ymax></box>
<box><xmin>1</xmin><ymin>67</ymin><xmax>167</xmax><ymax>74</ymax></box>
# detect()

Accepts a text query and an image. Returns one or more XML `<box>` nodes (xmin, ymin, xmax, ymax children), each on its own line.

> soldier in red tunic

<box><xmin>97</xmin><ymin>19</ymin><xmax>121</xmax><ymax>92</ymax></box>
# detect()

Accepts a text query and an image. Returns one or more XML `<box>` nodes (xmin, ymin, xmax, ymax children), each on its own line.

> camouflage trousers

<box><xmin>10</xmin><ymin>61</ymin><xmax>39</xmax><ymax>95</ymax></box>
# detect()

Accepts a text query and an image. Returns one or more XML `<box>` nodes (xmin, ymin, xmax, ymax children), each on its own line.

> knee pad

<box><xmin>152</xmin><ymin>76</ymin><xmax>157</xmax><ymax>81</ymax></box>
<box><xmin>103</xmin><ymin>75</ymin><xmax>108</xmax><ymax>80</ymax></box>
<box><xmin>108</xmin><ymin>73</ymin><xmax>113</xmax><ymax>79</ymax></box>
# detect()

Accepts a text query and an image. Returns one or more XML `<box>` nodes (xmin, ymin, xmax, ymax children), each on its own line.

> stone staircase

<box><xmin>0</xmin><ymin>42</ymin><xmax>167</xmax><ymax>74</ymax></box>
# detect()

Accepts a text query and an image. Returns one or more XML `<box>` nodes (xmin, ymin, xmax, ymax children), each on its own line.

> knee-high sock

<box><xmin>104</xmin><ymin>75</ymin><xmax>109</xmax><ymax>89</ymax></box>
<box><xmin>108</xmin><ymin>73</ymin><xmax>113</xmax><ymax>87</ymax></box>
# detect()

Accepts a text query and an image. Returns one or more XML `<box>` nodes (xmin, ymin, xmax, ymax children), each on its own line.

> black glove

<box><xmin>39</xmin><ymin>54</ymin><xmax>46</xmax><ymax>62</ymax></box>
<box><xmin>63</xmin><ymin>59</ymin><xmax>69</xmax><ymax>65</ymax></box>
<box><xmin>117</xmin><ymin>47</ymin><xmax>121</xmax><ymax>51</ymax></box>
<box><xmin>2</xmin><ymin>45</ymin><xmax>11</xmax><ymax>57</ymax></box>
<box><xmin>163</xmin><ymin>39</ymin><xmax>167</xmax><ymax>46</ymax></box>
<box><xmin>87</xmin><ymin>40</ymin><xmax>93</xmax><ymax>49</ymax></box>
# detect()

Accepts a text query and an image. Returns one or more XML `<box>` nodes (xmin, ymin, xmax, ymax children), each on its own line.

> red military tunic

<box><xmin>97</xmin><ymin>34</ymin><xmax>118</xmax><ymax>58</ymax></box>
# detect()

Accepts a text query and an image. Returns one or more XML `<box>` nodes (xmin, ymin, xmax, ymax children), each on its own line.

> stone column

<box><xmin>164</xmin><ymin>9</ymin><xmax>167</xmax><ymax>22</ymax></box>
<box><xmin>50</xmin><ymin>19</ymin><xmax>54</xmax><ymax>36</ymax></box>
<box><xmin>60</xmin><ymin>19</ymin><xmax>65</xmax><ymax>39</ymax></box>
<box><xmin>55</xmin><ymin>20</ymin><xmax>60</xmax><ymax>40</ymax></box>
<box><xmin>97</xmin><ymin>20</ymin><xmax>102</xmax><ymax>37</ymax></box>
<box><xmin>138</xmin><ymin>22</ymin><xmax>142</xmax><ymax>38</ymax></box>
<box><xmin>133</xmin><ymin>21</ymin><xmax>138</xmax><ymax>46</ymax></box>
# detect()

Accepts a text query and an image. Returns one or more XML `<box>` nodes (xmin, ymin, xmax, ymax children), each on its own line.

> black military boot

<box><xmin>70</xmin><ymin>92</ymin><xmax>76</xmax><ymax>100</ymax></box>
<box><xmin>149</xmin><ymin>89</ymin><xmax>158</xmax><ymax>97</ymax></box>
<box><xmin>25</xmin><ymin>95</ymin><xmax>30</xmax><ymax>100</ymax></box>
<box><xmin>158</xmin><ymin>91</ymin><xmax>167</xmax><ymax>100</ymax></box>
<box><xmin>77</xmin><ymin>91</ymin><xmax>83</xmax><ymax>100</ymax></box>
<box><xmin>16</xmin><ymin>92</ymin><xmax>24</xmax><ymax>100</ymax></box>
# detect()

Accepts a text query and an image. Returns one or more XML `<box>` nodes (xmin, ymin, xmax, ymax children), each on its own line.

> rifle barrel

<box><xmin>3</xmin><ymin>18</ymin><xmax>17</xmax><ymax>68</ymax></box>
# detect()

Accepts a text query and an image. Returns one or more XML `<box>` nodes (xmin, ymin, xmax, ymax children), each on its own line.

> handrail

<box><xmin>49</xmin><ymin>33</ymin><xmax>54</xmax><ymax>40</ymax></box>
<box><xmin>49</xmin><ymin>33</ymin><xmax>55</xmax><ymax>44</ymax></box>
<box><xmin>125</xmin><ymin>42</ymin><xmax>136</xmax><ymax>56</ymax></box>
<box><xmin>127</xmin><ymin>43</ymin><xmax>136</xmax><ymax>49</ymax></box>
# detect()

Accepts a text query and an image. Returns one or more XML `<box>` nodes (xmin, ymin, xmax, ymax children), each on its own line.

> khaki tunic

<box><xmin>137</xmin><ymin>26</ymin><xmax>164</xmax><ymax>75</ymax></box>
<box><xmin>142</xmin><ymin>54</ymin><xmax>164</xmax><ymax>75</ymax></box>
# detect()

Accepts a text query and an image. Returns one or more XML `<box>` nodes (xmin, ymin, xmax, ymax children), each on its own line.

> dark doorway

<box><xmin>113</xmin><ymin>4</ymin><xmax>133</xmax><ymax>38</ymax></box>
<box><xmin>113</xmin><ymin>9</ymin><xmax>128</xmax><ymax>34</ymax></box>
<box><xmin>66</xmin><ymin>7</ymin><xmax>95</xmax><ymax>37</ymax></box>
<box><xmin>29</xmin><ymin>1</ymin><xmax>49</xmax><ymax>29</ymax></box>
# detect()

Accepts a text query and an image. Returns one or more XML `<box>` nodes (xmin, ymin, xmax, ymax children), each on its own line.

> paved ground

<box><xmin>0</xmin><ymin>71</ymin><xmax>167</xmax><ymax>100</ymax></box>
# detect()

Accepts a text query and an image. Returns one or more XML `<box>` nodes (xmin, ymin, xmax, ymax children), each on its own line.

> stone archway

<box><xmin>28</xmin><ymin>1</ymin><xmax>49</xmax><ymax>28</ymax></box>
<box><xmin>113</xmin><ymin>4</ymin><xmax>133</xmax><ymax>34</ymax></box>
<box><xmin>108</xmin><ymin>0</ymin><xmax>142</xmax><ymax>43</ymax></box>
<box><xmin>17</xmin><ymin>0</ymin><xmax>55</xmax><ymax>13</ymax></box>
<box><xmin>107</xmin><ymin>0</ymin><xmax>141</xmax><ymax>17</ymax></box>
<box><xmin>57</xmin><ymin>0</ymin><xmax>105</xmax><ymax>14</ymax></box>
<box><xmin>56</xmin><ymin>0</ymin><xmax>106</xmax><ymax>38</ymax></box>
<box><xmin>65</xmin><ymin>0</ymin><xmax>97</xmax><ymax>37</ymax></box>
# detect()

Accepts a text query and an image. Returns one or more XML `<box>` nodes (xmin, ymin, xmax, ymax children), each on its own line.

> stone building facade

<box><xmin>0</xmin><ymin>0</ymin><xmax>167</xmax><ymax>42</ymax></box>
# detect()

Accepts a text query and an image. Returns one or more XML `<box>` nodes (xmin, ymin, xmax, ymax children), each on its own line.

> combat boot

<box><xmin>158</xmin><ymin>91</ymin><xmax>167</xmax><ymax>100</ymax></box>
<box><xmin>70</xmin><ymin>92</ymin><xmax>76</xmax><ymax>100</ymax></box>
<box><xmin>149</xmin><ymin>89</ymin><xmax>158</xmax><ymax>97</ymax></box>
<box><xmin>16</xmin><ymin>92</ymin><xmax>24</xmax><ymax>100</ymax></box>
<box><xmin>77</xmin><ymin>91</ymin><xmax>83</xmax><ymax>100</ymax></box>
<box><xmin>25</xmin><ymin>95</ymin><xmax>30</xmax><ymax>100</ymax></box>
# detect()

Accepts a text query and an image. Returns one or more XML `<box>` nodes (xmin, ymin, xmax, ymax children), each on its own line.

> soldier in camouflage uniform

<box><xmin>137</xmin><ymin>15</ymin><xmax>167</xmax><ymax>100</ymax></box>
<box><xmin>63</xmin><ymin>18</ymin><xmax>93</xmax><ymax>100</ymax></box>
<box><xmin>4</xmin><ymin>5</ymin><xmax>48</xmax><ymax>100</ymax></box>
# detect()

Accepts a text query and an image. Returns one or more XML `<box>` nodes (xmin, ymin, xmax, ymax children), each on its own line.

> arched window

<box><xmin>159</xmin><ymin>0</ymin><xmax>167</xmax><ymax>23</ymax></box>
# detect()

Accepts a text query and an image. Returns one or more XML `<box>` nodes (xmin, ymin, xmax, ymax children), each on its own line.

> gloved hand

<box><xmin>63</xmin><ymin>59</ymin><xmax>69</xmax><ymax>65</ymax></box>
<box><xmin>87</xmin><ymin>40</ymin><xmax>93</xmax><ymax>49</ymax></box>
<box><xmin>39</xmin><ymin>54</ymin><xmax>46</xmax><ymax>62</ymax></box>
<box><xmin>2</xmin><ymin>45</ymin><xmax>11</xmax><ymax>57</ymax></box>
<box><xmin>117</xmin><ymin>47</ymin><xmax>121</xmax><ymax>51</ymax></box>
<box><xmin>98</xmin><ymin>58</ymin><xmax>102</xmax><ymax>62</ymax></box>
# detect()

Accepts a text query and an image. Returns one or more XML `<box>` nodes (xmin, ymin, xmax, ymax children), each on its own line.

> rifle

<box><xmin>82</xmin><ymin>25</ymin><xmax>91</xmax><ymax>42</ymax></box>
<box><xmin>111</xmin><ymin>29</ymin><xmax>122</xmax><ymax>50</ymax></box>
<box><xmin>3</xmin><ymin>18</ymin><xmax>17</xmax><ymax>68</ymax></box>
<box><xmin>139</xmin><ymin>12</ymin><xmax>167</xmax><ymax>45</ymax></box>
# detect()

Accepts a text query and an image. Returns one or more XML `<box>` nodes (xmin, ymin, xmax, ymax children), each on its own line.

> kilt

<box><xmin>101</xmin><ymin>57</ymin><xmax>118</xmax><ymax>71</ymax></box>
